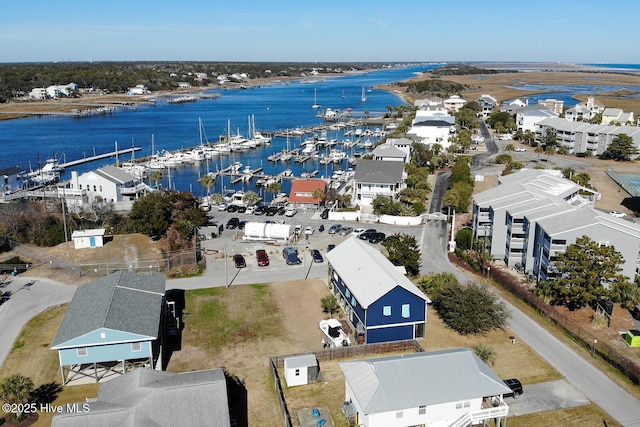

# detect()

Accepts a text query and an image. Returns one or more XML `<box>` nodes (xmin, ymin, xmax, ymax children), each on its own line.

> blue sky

<box><xmin>1</xmin><ymin>0</ymin><xmax>638</xmax><ymax>63</ymax></box>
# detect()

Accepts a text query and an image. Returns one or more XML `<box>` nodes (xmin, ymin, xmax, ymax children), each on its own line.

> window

<box><xmin>295</xmin><ymin>369</ymin><xmax>300</xmax><ymax>376</ymax></box>
<box><xmin>419</xmin><ymin>406</ymin><xmax>426</xmax><ymax>415</ymax></box>
<box><xmin>351</xmin><ymin>296</ymin><xmax>356</xmax><ymax>306</ymax></box>
<box><xmin>383</xmin><ymin>306</ymin><xmax>391</xmax><ymax>316</ymax></box>
<box><xmin>395</xmin><ymin>411</ymin><xmax>403</xmax><ymax>419</ymax></box>
<box><xmin>402</xmin><ymin>304</ymin><xmax>410</xmax><ymax>318</ymax></box>
<box><xmin>131</xmin><ymin>342</ymin><xmax>142</xmax><ymax>352</ymax></box>
<box><xmin>77</xmin><ymin>347</ymin><xmax>88</xmax><ymax>356</ymax></box>
<box><xmin>93</xmin><ymin>185</ymin><xmax>97</xmax><ymax>192</ymax></box>
<box><xmin>345</xmin><ymin>289</ymin><xmax>350</xmax><ymax>298</ymax></box>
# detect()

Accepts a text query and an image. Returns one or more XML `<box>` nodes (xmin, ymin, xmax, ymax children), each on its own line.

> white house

<box><xmin>340</xmin><ymin>348</ymin><xmax>511</xmax><ymax>427</ymax></box>
<box><xmin>372</xmin><ymin>138</ymin><xmax>411</xmax><ymax>163</ymax></box>
<box><xmin>516</xmin><ymin>106</ymin><xmax>558</xmax><ymax>133</ymax></box>
<box><xmin>442</xmin><ymin>95</ymin><xmax>466</xmax><ymax>112</ymax></box>
<box><xmin>352</xmin><ymin>159</ymin><xmax>405</xmax><ymax>209</ymax></box>
<box><xmin>127</xmin><ymin>84</ymin><xmax>150</xmax><ymax>95</ymax></box>
<box><xmin>29</xmin><ymin>87</ymin><xmax>47</xmax><ymax>100</ymax></box>
<box><xmin>283</xmin><ymin>354</ymin><xmax>319</xmax><ymax>387</ymax></box>
<box><xmin>66</xmin><ymin>165</ymin><xmax>152</xmax><ymax>210</ymax></box>
<box><xmin>476</xmin><ymin>94</ymin><xmax>498</xmax><ymax>118</ymax></box>
<box><xmin>71</xmin><ymin>228</ymin><xmax>106</xmax><ymax>249</ymax></box>
<box><xmin>564</xmin><ymin>97</ymin><xmax>604</xmax><ymax>122</ymax></box>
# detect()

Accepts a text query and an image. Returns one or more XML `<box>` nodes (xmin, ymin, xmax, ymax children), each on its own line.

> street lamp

<box><xmin>592</xmin><ymin>338</ymin><xmax>598</xmax><ymax>358</ymax></box>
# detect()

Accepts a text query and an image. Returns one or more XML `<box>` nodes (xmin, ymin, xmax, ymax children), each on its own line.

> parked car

<box><xmin>631</xmin><ymin>305</ymin><xmax>640</xmax><ymax>321</ymax></box>
<box><xmin>254</xmin><ymin>205</ymin><xmax>266</xmax><ymax>215</ymax></box>
<box><xmin>609</xmin><ymin>210</ymin><xmax>627</xmax><ymax>218</ymax></box>
<box><xmin>265</xmin><ymin>206</ymin><xmax>278</xmax><ymax>216</ymax></box>
<box><xmin>368</xmin><ymin>232</ymin><xmax>386</xmax><ymax>244</ymax></box>
<box><xmin>226</xmin><ymin>204</ymin><xmax>238</xmax><ymax>213</ymax></box>
<box><xmin>245</xmin><ymin>205</ymin><xmax>255</xmax><ymax>214</ymax></box>
<box><xmin>233</xmin><ymin>254</ymin><xmax>246</xmax><ymax>268</ymax></box>
<box><xmin>320</xmin><ymin>208</ymin><xmax>330</xmax><ymax>219</ymax></box>
<box><xmin>238</xmin><ymin>220</ymin><xmax>246</xmax><ymax>230</ymax></box>
<box><xmin>256</xmin><ymin>249</ymin><xmax>269</xmax><ymax>267</ymax></box>
<box><xmin>217</xmin><ymin>203</ymin><xmax>229</xmax><ymax>211</ymax></box>
<box><xmin>328</xmin><ymin>224</ymin><xmax>342</xmax><ymax>234</ymax></box>
<box><xmin>338</xmin><ymin>226</ymin><xmax>353</xmax><ymax>236</ymax></box>
<box><xmin>358</xmin><ymin>229</ymin><xmax>377</xmax><ymax>240</ymax></box>
<box><xmin>304</xmin><ymin>226</ymin><xmax>315</xmax><ymax>235</ymax></box>
<box><xmin>282</xmin><ymin>246</ymin><xmax>301</xmax><ymax>265</ymax></box>
<box><xmin>226</xmin><ymin>217</ymin><xmax>240</xmax><ymax>229</ymax></box>
<box><xmin>503</xmin><ymin>378</ymin><xmax>523</xmax><ymax>398</ymax></box>
<box><xmin>311</xmin><ymin>249</ymin><xmax>324</xmax><ymax>263</ymax></box>
<box><xmin>236</xmin><ymin>205</ymin><xmax>247</xmax><ymax>213</ymax></box>
<box><xmin>514</xmin><ymin>147</ymin><xmax>527</xmax><ymax>152</ymax></box>
<box><xmin>351</xmin><ymin>227</ymin><xmax>366</xmax><ymax>237</ymax></box>
<box><xmin>277</xmin><ymin>206</ymin><xmax>287</xmax><ymax>215</ymax></box>
<box><xmin>285</xmin><ymin>207</ymin><xmax>297</xmax><ymax>217</ymax></box>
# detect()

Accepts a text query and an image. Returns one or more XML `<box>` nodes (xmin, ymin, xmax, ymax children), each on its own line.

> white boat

<box><xmin>319</xmin><ymin>318</ymin><xmax>350</xmax><ymax>348</ymax></box>
<box><xmin>361</xmin><ymin>86</ymin><xmax>366</xmax><ymax>102</ymax></box>
<box><xmin>312</xmin><ymin>88</ymin><xmax>320</xmax><ymax>109</ymax></box>
<box><xmin>329</xmin><ymin>149</ymin><xmax>347</xmax><ymax>163</ymax></box>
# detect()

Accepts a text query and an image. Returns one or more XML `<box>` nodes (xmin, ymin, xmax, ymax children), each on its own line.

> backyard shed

<box><xmin>71</xmin><ymin>228</ymin><xmax>105</xmax><ymax>249</ymax></box>
<box><xmin>283</xmin><ymin>354</ymin><xmax>319</xmax><ymax>387</ymax></box>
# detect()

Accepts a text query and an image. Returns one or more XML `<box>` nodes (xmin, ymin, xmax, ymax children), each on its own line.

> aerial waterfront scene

<box><xmin>1</xmin><ymin>1</ymin><xmax>640</xmax><ymax>427</ymax></box>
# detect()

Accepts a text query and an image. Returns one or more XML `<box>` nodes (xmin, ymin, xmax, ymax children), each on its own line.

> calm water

<box><xmin>0</xmin><ymin>65</ymin><xmax>434</xmax><ymax>197</ymax></box>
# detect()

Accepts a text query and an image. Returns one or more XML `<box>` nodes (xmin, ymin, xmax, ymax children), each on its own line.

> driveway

<box><xmin>0</xmin><ymin>276</ymin><xmax>76</xmax><ymax>366</ymax></box>
<box><xmin>507</xmin><ymin>379</ymin><xmax>590</xmax><ymax>417</ymax></box>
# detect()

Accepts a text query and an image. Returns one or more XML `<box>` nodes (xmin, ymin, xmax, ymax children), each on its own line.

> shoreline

<box><xmin>1</xmin><ymin>64</ymin><xmax>638</xmax><ymax>121</ymax></box>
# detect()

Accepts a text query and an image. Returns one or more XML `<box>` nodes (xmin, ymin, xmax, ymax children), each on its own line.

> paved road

<box><xmin>0</xmin><ymin>276</ymin><xmax>76</xmax><ymax>366</ymax></box>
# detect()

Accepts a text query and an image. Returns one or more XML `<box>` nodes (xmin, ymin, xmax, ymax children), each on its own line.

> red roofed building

<box><xmin>288</xmin><ymin>179</ymin><xmax>326</xmax><ymax>209</ymax></box>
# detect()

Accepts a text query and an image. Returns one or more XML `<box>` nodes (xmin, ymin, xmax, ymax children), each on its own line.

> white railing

<box><xmin>449</xmin><ymin>403</ymin><xmax>509</xmax><ymax>427</ymax></box>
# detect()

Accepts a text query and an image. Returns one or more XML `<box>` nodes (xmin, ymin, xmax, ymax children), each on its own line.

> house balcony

<box><xmin>120</xmin><ymin>182</ymin><xmax>151</xmax><ymax>196</ymax></box>
<box><xmin>449</xmin><ymin>400</ymin><xmax>509</xmax><ymax>427</ymax></box>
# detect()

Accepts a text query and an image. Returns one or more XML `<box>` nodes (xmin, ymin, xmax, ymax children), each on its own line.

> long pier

<box><xmin>60</xmin><ymin>147</ymin><xmax>141</xmax><ymax>169</ymax></box>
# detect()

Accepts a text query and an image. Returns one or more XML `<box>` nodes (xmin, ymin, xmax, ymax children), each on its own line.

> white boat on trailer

<box><xmin>319</xmin><ymin>318</ymin><xmax>350</xmax><ymax>348</ymax></box>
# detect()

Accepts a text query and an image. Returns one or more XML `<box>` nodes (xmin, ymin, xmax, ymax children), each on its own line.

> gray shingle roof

<box><xmin>52</xmin><ymin>368</ymin><xmax>230</xmax><ymax>427</ymax></box>
<box><xmin>340</xmin><ymin>348</ymin><xmax>511</xmax><ymax>414</ymax></box>
<box><xmin>354</xmin><ymin>159</ymin><xmax>404</xmax><ymax>184</ymax></box>
<box><xmin>51</xmin><ymin>271</ymin><xmax>166</xmax><ymax>348</ymax></box>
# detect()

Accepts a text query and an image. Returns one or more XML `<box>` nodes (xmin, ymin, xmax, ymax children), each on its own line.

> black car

<box><xmin>320</xmin><ymin>208</ymin><xmax>330</xmax><ymax>219</ymax></box>
<box><xmin>503</xmin><ymin>379</ymin><xmax>523</xmax><ymax>398</ymax></box>
<box><xmin>265</xmin><ymin>206</ymin><xmax>278</xmax><ymax>216</ymax></box>
<box><xmin>277</xmin><ymin>206</ymin><xmax>287</xmax><ymax>215</ymax></box>
<box><xmin>368</xmin><ymin>232</ymin><xmax>386</xmax><ymax>244</ymax></box>
<box><xmin>236</xmin><ymin>205</ymin><xmax>247</xmax><ymax>213</ymax></box>
<box><xmin>358</xmin><ymin>229</ymin><xmax>377</xmax><ymax>240</ymax></box>
<box><xmin>282</xmin><ymin>246</ymin><xmax>301</xmax><ymax>265</ymax></box>
<box><xmin>311</xmin><ymin>249</ymin><xmax>324</xmax><ymax>263</ymax></box>
<box><xmin>226</xmin><ymin>217</ymin><xmax>240</xmax><ymax>229</ymax></box>
<box><xmin>226</xmin><ymin>204</ymin><xmax>238</xmax><ymax>213</ymax></box>
<box><xmin>254</xmin><ymin>205</ymin><xmax>266</xmax><ymax>215</ymax></box>
<box><xmin>238</xmin><ymin>220</ymin><xmax>246</xmax><ymax>230</ymax></box>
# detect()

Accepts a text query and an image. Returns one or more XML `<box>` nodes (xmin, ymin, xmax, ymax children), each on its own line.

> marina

<box><xmin>0</xmin><ymin>65</ymin><xmax>433</xmax><ymax>198</ymax></box>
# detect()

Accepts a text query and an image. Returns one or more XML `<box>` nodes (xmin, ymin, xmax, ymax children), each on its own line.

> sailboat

<box><xmin>361</xmin><ymin>86</ymin><xmax>367</xmax><ymax>102</ymax></box>
<box><xmin>312</xmin><ymin>88</ymin><xmax>320</xmax><ymax>109</ymax></box>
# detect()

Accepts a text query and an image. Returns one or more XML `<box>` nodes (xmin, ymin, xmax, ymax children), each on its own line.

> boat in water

<box><xmin>319</xmin><ymin>318</ymin><xmax>350</xmax><ymax>348</ymax></box>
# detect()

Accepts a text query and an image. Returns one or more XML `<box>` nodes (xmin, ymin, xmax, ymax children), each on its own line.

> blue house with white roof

<box><xmin>326</xmin><ymin>238</ymin><xmax>429</xmax><ymax>344</ymax></box>
<box><xmin>51</xmin><ymin>271</ymin><xmax>167</xmax><ymax>384</ymax></box>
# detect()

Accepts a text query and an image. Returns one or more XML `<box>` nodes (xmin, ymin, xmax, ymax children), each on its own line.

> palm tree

<box><xmin>504</xmin><ymin>143</ymin><xmax>515</xmax><ymax>152</ymax></box>
<box><xmin>266</xmin><ymin>181</ymin><xmax>282</xmax><ymax>202</ymax></box>
<box><xmin>150</xmin><ymin>170</ymin><xmax>163</xmax><ymax>189</ymax></box>
<box><xmin>321</xmin><ymin>294</ymin><xmax>340</xmax><ymax>318</ymax></box>
<box><xmin>0</xmin><ymin>374</ymin><xmax>34</xmax><ymax>418</ymax></box>
<box><xmin>312</xmin><ymin>187</ymin><xmax>326</xmax><ymax>210</ymax></box>
<box><xmin>198</xmin><ymin>174</ymin><xmax>215</xmax><ymax>196</ymax></box>
<box><xmin>243</xmin><ymin>190</ymin><xmax>260</xmax><ymax>206</ymax></box>
<box><xmin>473</xmin><ymin>344</ymin><xmax>496</xmax><ymax>366</ymax></box>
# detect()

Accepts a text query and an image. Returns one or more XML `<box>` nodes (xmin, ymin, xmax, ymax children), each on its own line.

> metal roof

<box><xmin>340</xmin><ymin>348</ymin><xmax>511</xmax><ymax>413</ymax></box>
<box><xmin>51</xmin><ymin>271</ymin><xmax>166</xmax><ymax>348</ymax></box>
<box><xmin>94</xmin><ymin>165</ymin><xmax>138</xmax><ymax>184</ymax></box>
<box><xmin>52</xmin><ymin>368</ymin><xmax>230</xmax><ymax>427</ymax></box>
<box><xmin>325</xmin><ymin>237</ymin><xmax>428</xmax><ymax>308</ymax></box>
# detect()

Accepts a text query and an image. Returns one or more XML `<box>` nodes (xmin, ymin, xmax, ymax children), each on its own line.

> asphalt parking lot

<box><xmin>506</xmin><ymin>379</ymin><xmax>590</xmax><ymax>417</ymax></box>
<box><xmin>191</xmin><ymin>207</ymin><xmax>425</xmax><ymax>287</ymax></box>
